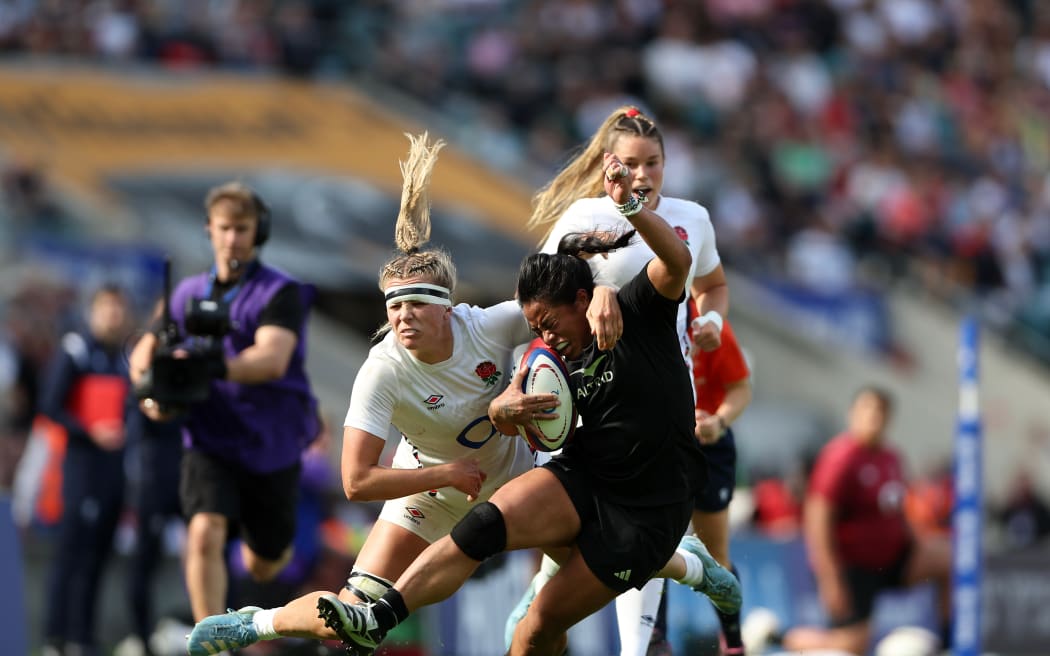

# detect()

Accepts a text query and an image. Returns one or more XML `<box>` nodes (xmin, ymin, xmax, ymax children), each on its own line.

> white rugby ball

<box><xmin>516</xmin><ymin>338</ymin><xmax>577</xmax><ymax>452</ymax></box>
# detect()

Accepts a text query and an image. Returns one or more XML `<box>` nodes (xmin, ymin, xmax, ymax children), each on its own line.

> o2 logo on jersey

<box><xmin>456</xmin><ymin>415</ymin><xmax>498</xmax><ymax>449</ymax></box>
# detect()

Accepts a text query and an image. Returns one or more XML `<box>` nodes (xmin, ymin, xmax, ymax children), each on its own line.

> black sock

<box><xmin>715</xmin><ymin>565</ymin><xmax>743</xmax><ymax>649</ymax></box>
<box><xmin>373</xmin><ymin>589</ymin><xmax>409</xmax><ymax>633</ymax></box>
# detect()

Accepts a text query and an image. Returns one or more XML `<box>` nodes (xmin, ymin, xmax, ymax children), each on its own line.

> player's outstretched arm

<box><xmin>601</xmin><ymin>153</ymin><xmax>691</xmax><ymax>299</ymax></box>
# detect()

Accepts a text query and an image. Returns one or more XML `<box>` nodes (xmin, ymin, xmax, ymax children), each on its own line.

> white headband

<box><xmin>384</xmin><ymin>282</ymin><xmax>452</xmax><ymax>307</ymax></box>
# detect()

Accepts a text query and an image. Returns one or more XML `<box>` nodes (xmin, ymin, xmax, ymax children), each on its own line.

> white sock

<box><xmin>615</xmin><ymin>578</ymin><xmax>664</xmax><ymax>656</ymax></box>
<box><xmin>539</xmin><ymin>553</ymin><xmax>560</xmax><ymax>579</ymax></box>
<box><xmin>675</xmin><ymin>547</ymin><xmax>705</xmax><ymax>587</ymax></box>
<box><xmin>252</xmin><ymin>608</ymin><xmax>280</xmax><ymax>640</ymax></box>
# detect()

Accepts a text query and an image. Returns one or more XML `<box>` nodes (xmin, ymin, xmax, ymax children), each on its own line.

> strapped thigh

<box><xmin>344</xmin><ymin>568</ymin><xmax>394</xmax><ymax>602</ymax></box>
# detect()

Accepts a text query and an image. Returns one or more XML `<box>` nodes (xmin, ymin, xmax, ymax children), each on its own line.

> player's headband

<box><xmin>384</xmin><ymin>283</ymin><xmax>452</xmax><ymax>307</ymax></box>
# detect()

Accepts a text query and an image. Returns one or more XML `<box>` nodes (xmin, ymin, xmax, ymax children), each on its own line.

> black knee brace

<box><xmin>450</xmin><ymin>501</ymin><xmax>506</xmax><ymax>561</ymax></box>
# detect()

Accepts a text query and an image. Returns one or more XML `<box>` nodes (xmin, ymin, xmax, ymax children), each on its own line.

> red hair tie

<box><xmin>625</xmin><ymin>108</ymin><xmax>641</xmax><ymax>118</ymax></box>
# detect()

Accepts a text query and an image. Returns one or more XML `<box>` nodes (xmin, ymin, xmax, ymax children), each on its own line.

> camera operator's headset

<box><xmin>250</xmin><ymin>192</ymin><xmax>271</xmax><ymax>247</ymax></box>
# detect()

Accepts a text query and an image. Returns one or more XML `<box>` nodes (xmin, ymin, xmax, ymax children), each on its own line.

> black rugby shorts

<box><xmin>544</xmin><ymin>457</ymin><xmax>693</xmax><ymax>593</ymax></box>
<box><xmin>180</xmin><ymin>448</ymin><xmax>301</xmax><ymax>561</ymax></box>
<box><xmin>695</xmin><ymin>428</ymin><xmax>737</xmax><ymax>512</ymax></box>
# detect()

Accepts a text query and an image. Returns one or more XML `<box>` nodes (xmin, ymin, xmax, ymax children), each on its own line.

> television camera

<box><xmin>135</xmin><ymin>259</ymin><xmax>229</xmax><ymax>412</ymax></box>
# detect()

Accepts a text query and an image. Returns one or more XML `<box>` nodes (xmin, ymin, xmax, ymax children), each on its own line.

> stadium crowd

<box><xmin>2</xmin><ymin>0</ymin><xmax>1049</xmax><ymax>363</ymax></box>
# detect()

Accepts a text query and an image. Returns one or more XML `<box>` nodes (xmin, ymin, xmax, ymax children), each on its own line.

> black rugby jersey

<box><xmin>560</xmin><ymin>267</ymin><xmax>706</xmax><ymax>507</ymax></box>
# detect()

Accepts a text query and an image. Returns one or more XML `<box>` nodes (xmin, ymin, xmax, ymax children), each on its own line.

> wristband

<box><xmin>692</xmin><ymin>310</ymin><xmax>724</xmax><ymax>334</ymax></box>
<box><xmin>716</xmin><ymin>414</ymin><xmax>727</xmax><ymax>435</ymax></box>
<box><xmin>615</xmin><ymin>194</ymin><xmax>643</xmax><ymax>217</ymax></box>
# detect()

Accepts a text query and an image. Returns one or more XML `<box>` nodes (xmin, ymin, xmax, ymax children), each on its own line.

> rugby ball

<box><xmin>516</xmin><ymin>338</ymin><xmax>577</xmax><ymax>452</ymax></box>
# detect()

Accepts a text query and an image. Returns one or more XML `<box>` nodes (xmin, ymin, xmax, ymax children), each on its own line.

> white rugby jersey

<box><xmin>344</xmin><ymin>300</ymin><xmax>536</xmax><ymax>503</ymax></box>
<box><xmin>541</xmin><ymin>195</ymin><xmax>721</xmax><ymax>359</ymax></box>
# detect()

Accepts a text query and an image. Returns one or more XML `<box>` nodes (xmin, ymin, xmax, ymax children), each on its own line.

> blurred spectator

<box><xmin>1</xmin><ymin>159</ymin><xmax>66</xmax><ymax>236</ymax></box>
<box><xmin>995</xmin><ymin>471</ymin><xmax>1050</xmax><ymax>552</ymax></box>
<box><xmin>273</xmin><ymin>0</ymin><xmax>324</xmax><ymax>76</ymax></box>
<box><xmin>903</xmin><ymin>463</ymin><xmax>954</xmax><ymax>539</ymax></box>
<box><xmin>122</xmin><ymin>407</ymin><xmax>184</xmax><ymax>656</ymax></box>
<box><xmin>785</xmin><ymin>215</ymin><xmax>857</xmax><ymax>294</ymax></box>
<box><xmin>0</xmin><ymin>325</ymin><xmax>38</xmax><ymax>492</ymax></box>
<box><xmin>750</xmin><ymin>473</ymin><xmax>803</xmax><ymax>538</ymax></box>
<box><xmin>3</xmin><ymin>272</ymin><xmax>75</xmax><ymax>505</ymax></box>
<box><xmin>749</xmin><ymin>449</ymin><xmax>814</xmax><ymax>538</ymax></box>
<box><xmin>641</xmin><ymin>5</ymin><xmax>758</xmax><ymax>118</ymax></box>
<box><xmin>89</xmin><ymin>0</ymin><xmax>140</xmax><ymax>60</ymax></box>
<box><xmin>747</xmin><ymin>463</ymin><xmax>802</xmax><ymax>541</ymax></box>
<box><xmin>39</xmin><ymin>284</ymin><xmax>134</xmax><ymax>656</ymax></box>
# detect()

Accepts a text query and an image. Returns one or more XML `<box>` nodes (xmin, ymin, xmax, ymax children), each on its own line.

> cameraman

<box><xmin>129</xmin><ymin>181</ymin><xmax>319</xmax><ymax>622</ymax></box>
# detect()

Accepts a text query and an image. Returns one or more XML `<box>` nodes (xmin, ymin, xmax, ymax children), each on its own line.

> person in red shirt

<box><xmin>782</xmin><ymin>386</ymin><xmax>951</xmax><ymax>654</ymax></box>
<box><xmin>690</xmin><ymin>301</ymin><xmax>752</xmax><ymax>655</ymax></box>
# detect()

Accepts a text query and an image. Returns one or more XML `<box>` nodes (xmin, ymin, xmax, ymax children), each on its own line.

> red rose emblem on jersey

<box><xmin>674</xmin><ymin>226</ymin><xmax>689</xmax><ymax>243</ymax></box>
<box><xmin>475</xmin><ymin>361</ymin><xmax>502</xmax><ymax>387</ymax></box>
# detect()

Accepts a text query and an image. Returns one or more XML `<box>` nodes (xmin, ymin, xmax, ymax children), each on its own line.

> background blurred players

<box><xmin>685</xmin><ymin>307</ymin><xmax>752</xmax><ymax>655</ymax></box>
<box><xmin>781</xmin><ymin>386</ymin><xmax>951</xmax><ymax>654</ymax></box>
<box><xmin>122</xmin><ymin>406</ymin><xmax>183</xmax><ymax>656</ymax></box>
<box><xmin>39</xmin><ymin>284</ymin><xmax>133</xmax><ymax>656</ymax></box>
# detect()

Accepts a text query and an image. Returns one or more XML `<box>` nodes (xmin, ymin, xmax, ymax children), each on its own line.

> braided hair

<box><xmin>516</xmin><ymin>230</ymin><xmax>636</xmax><ymax>306</ymax></box>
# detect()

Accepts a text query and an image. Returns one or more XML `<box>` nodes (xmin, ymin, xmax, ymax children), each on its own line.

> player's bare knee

<box><xmin>518</xmin><ymin>610</ymin><xmax>567</xmax><ymax>652</ymax></box>
<box><xmin>186</xmin><ymin>515</ymin><xmax>226</xmax><ymax>555</ymax></box>
<box><xmin>248</xmin><ymin>560</ymin><xmax>276</xmax><ymax>582</ymax></box>
<box><xmin>242</xmin><ymin>545</ymin><xmax>292</xmax><ymax>582</ymax></box>
<box><xmin>450</xmin><ymin>501</ymin><xmax>506</xmax><ymax>561</ymax></box>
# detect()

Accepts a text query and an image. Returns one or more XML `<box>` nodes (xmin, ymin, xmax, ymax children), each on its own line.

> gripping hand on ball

<box><xmin>488</xmin><ymin>365</ymin><xmax>560</xmax><ymax>436</ymax></box>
